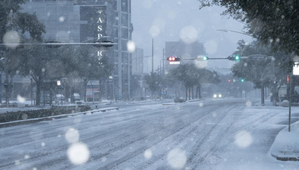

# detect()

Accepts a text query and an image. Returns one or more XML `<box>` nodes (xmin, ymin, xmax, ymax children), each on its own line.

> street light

<box><xmin>61</xmin><ymin>78</ymin><xmax>67</xmax><ymax>103</ymax></box>
<box><xmin>108</xmin><ymin>76</ymin><xmax>114</xmax><ymax>101</ymax></box>
<box><xmin>56</xmin><ymin>80</ymin><xmax>62</xmax><ymax>105</ymax></box>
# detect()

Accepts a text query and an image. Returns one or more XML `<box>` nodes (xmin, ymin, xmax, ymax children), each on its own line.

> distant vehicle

<box><xmin>53</xmin><ymin>94</ymin><xmax>65</xmax><ymax>101</ymax></box>
<box><xmin>73</xmin><ymin>93</ymin><xmax>80</xmax><ymax>101</ymax></box>
<box><xmin>213</xmin><ymin>93</ymin><xmax>222</xmax><ymax>99</ymax></box>
<box><xmin>174</xmin><ymin>97</ymin><xmax>186</xmax><ymax>103</ymax></box>
<box><xmin>278</xmin><ymin>85</ymin><xmax>287</xmax><ymax>101</ymax></box>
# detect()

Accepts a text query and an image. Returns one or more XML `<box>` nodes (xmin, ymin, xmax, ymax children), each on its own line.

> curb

<box><xmin>271</xmin><ymin>153</ymin><xmax>299</xmax><ymax>161</ymax></box>
<box><xmin>0</xmin><ymin>107</ymin><xmax>119</xmax><ymax>128</ymax></box>
<box><xmin>162</xmin><ymin>103</ymin><xmax>176</xmax><ymax>106</ymax></box>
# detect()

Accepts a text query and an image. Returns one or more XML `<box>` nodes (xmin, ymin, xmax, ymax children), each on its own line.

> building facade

<box><xmin>132</xmin><ymin>47</ymin><xmax>144</xmax><ymax>76</ymax></box>
<box><xmin>22</xmin><ymin>0</ymin><xmax>133</xmax><ymax>100</ymax></box>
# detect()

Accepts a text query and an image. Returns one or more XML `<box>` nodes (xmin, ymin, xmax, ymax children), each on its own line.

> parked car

<box><xmin>73</xmin><ymin>93</ymin><xmax>80</xmax><ymax>101</ymax></box>
<box><xmin>53</xmin><ymin>94</ymin><xmax>65</xmax><ymax>103</ymax></box>
<box><xmin>174</xmin><ymin>97</ymin><xmax>186</xmax><ymax>103</ymax></box>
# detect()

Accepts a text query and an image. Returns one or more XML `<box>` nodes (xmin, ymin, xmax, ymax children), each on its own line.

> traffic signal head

<box><xmin>241</xmin><ymin>78</ymin><xmax>245</xmax><ymax>82</ymax></box>
<box><xmin>203</xmin><ymin>56</ymin><xmax>209</xmax><ymax>61</ymax></box>
<box><xmin>228</xmin><ymin>79</ymin><xmax>231</xmax><ymax>83</ymax></box>
<box><xmin>167</xmin><ymin>56</ymin><xmax>180</xmax><ymax>61</ymax></box>
<box><xmin>228</xmin><ymin>55</ymin><xmax>241</xmax><ymax>61</ymax></box>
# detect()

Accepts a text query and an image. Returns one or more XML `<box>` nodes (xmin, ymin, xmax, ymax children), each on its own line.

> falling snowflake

<box><xmin>144</xmin><ymin>149</ymin><xmax>153</xmax><ymax>160</ymax></box>
<box><xmin>67</xmin><ymin>142</ymin><xmax>90</xmax><ymax>165</ymax></box>
<box><xmin>234</xmin><ymin>130</ymin><xmax>253</xmax><ymax>148</ymax></box>
<box><xmin>65</xmin><ymin>128</ymin><xmax>80</xmax><ymax>144</ymax></box>
<box><xmin>167</xmin><ymin>148</ymin><xmax>187</xmax><ymax>169</ymax></box>
<box><xmin>127</xmin><ymin>40</ymin><xmax>136</xmax><ymax>53</ymax></box>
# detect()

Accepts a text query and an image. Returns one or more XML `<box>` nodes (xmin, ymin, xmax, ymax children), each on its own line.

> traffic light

<box><xmin>228</xmin><ymin>79</ymin><xmax>231</xmax><ymax>83</ymax></box>
<box><xmin>167</xmin><ymin>56</ymin><xmax>180</xmax><ymax>61</ymax></box>
<box><xmin>203</xmin><ymin>56</ymin><xmax>209</xmax><ymax>61</ymax></box>
<box><xmin>241</xmin><ymin>78</ymin><xmax>245</xmax><ymax>82</ymax></box>
<box><xmin>228</xmin><ymin>54</ymin><xmax>241</xmax><ymax>61</ymax></box>
<box><xmin>196</xmin><ymin>56</ymin><xmax>209</xmax><ymax>61</ymax></box>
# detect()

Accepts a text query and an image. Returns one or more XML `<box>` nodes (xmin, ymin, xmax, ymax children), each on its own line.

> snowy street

<box><xmin>0</xmin><ymin>99</ymin><xmax>298</xmax><ymax>170</ymax></box>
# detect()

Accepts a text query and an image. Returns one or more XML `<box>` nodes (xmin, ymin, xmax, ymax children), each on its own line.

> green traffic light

<box><xmin>235</xmin><ymin>55</ymin><xmax>240</xmax><ymax>60</ymax></box>
<box><xmin>203</xmin><ymin>56</ymin><xmax>208</xmax><ymax>61</ymax></box>
<box><xmin>241</xmin><ymin>78</ymin><xmax>245</xmax><ymax>82</ymax></box>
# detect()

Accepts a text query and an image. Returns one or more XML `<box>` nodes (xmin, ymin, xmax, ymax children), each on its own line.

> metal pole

<box><xmin>163</xmin><ymin>48</ymin><xmax>165</xmax><ymax>76</ymax></box>
<box><xmin>5</xmin><ymin>72</ymin><xmax>8</xmax><ymax>107</ymax></box>
<box><xmin>160</xmin><ymin>60</ymin><xmax>162</xmax><ymax>76</ymax></box>
<box><xmin>136</xmin><ymin>49</ymin><xmax>138</xmax><ymax>74</ymax></box>
<box><xmin>152</xmin><ymin>39</ymin><xmax>154</xmax><ymax>73</ymax></box>
<box><xmin>289</xmin><ymin>72</ymin><xmax>292</xmax><ymax>132</ymax></box>
<box><xmin>112</xmin><ymin>80</ymin><xmax>114</xmax><ymax>101</ymax></box>
<box><xmin>0</xmin><ymin>74</ymin><xmax>2</xmax><ymax>104</ymax></box>
<box><xmin>30</xmin><ymin>78</ymin><xmax>32</xmax><ymax>106</ymax></box>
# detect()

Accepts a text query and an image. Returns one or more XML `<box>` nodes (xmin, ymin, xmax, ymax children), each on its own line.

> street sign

<box><xmin>293</xmin><ymin>62</ymin><xmax>299</xmax><ymax>75</ymax></box>
<box><xmin>169</xmin><ymin>61</ymin><xmax>180</xmax><ymax>65</ymax></box>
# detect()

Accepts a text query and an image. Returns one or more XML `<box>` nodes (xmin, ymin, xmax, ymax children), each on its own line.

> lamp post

<box><xmin>57</xmin><ymin>80</ymin><xmax>62</xmax><ymax>105</ymax></box>
<box><xmin>61</xmin><ymin>78</ymin><xmax>67</xmax><ymax>103</ymax></box>
<box><xmin>108</xmin><ymin>76</ymin><xmax>114</xmax><ymax>101</ymax></box>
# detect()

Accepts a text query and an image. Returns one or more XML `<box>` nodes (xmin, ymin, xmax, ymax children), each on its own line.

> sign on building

<box><xmin>293</xmin><ymin>62</ymin><xmax>299</xmax><ymax>75</ymax></box>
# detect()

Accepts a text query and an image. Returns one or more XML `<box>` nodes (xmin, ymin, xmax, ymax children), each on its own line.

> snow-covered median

<box><xmin>270</xmin><ymin>121</ymin><xmax>299</xmax><ymax>161</ymax></box>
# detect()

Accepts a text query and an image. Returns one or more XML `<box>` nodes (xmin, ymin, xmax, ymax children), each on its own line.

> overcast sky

<box><xmin>132</xmin><ymin>0</ymin><xmax>253</xmax><ymax>73</ymax></box>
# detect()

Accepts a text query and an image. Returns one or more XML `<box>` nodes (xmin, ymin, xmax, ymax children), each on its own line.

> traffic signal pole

<box><xmin>289</xmin><ymin>72</ymin><xmax>292</xmax><ymax>132</ymax></box>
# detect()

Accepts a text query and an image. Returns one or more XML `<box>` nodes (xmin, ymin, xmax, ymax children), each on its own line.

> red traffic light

<box><xmin>228</xmin><ymin>79</ymin><xmax>231</xmax><ymax>83</ymax></box>
<box><xmin>167</xmin><ymin>56</ymin><xmax>180</xmax><ymax>61</ymax></box>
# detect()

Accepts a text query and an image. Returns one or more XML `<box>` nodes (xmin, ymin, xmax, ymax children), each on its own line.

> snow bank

<box><xmin>270</xmin><ymin>121</ymin><xmax>299</xmax><ymax>161</ymax></box>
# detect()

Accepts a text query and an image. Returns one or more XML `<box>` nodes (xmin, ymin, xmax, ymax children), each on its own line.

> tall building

<box><xmin>132</xmin><ymin>48</ymin><xmax>144</xmax><ymax>76</ymax></box>
<box><xmin>22</xmin><ymin>0</ymin><xmax>133</xmax><ymax>100</ymax></box>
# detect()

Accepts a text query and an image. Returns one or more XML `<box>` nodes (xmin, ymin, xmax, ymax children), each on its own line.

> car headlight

<box><xmin>213</xmin><ymin>94</ymin><xmax>217</xmax><ymax>98</ymax></box>
<box><xmin>219</xmin><ymin>94</ymin><xmax>222</xmax><ymax>98</ymax></box>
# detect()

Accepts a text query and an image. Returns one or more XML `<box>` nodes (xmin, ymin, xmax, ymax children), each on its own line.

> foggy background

<box><xmin>132</xmin><ymin>0</ymin><xmax>253</xmax><ymax>73</ymax></box>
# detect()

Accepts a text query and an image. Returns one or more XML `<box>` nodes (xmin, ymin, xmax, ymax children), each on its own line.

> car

<box><xmin>174</xmin><ymin>97</ymin><xmax>186</xmax><ymax>103</ymax></box>
<box><xmin>213</xmin><ymin>93</ymin><xmax>222</xmax><ymax>99</ymax></box>
<box><xmin>73</xmin><ymin>93</ymin><xmax>80</xmax><ymax>101</ymax></box>
<box><xmin>53</xmin><ymin>94</ymin><xmax>65</xmax><ymax>101</ymax></box>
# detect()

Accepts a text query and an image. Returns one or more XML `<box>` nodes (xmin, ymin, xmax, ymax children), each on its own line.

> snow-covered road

<box><xmin>0</xmin><ymin>99</ymin><xmax>298</xmax><ymax>170</ymax></box>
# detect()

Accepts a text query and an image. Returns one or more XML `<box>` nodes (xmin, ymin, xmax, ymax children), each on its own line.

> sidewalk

<box><xmin>254</xmin><ymin>99</ymin><xmax>299</xmax><ymax>161</ymax></box>
<box><xmin>270</xmin><ymin>121</ymin><xmax>299</xmax><ymax>161</ymax></box>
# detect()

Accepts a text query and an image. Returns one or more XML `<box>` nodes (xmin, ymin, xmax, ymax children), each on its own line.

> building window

<box><xmin>115</xmin><ymin>12</ymin><xmax>119</xmax><ymax>26</ymax></box>
<box><xmin>121</xmin><ymin>13</ymin><xmax>128</xmax><ymax>26</ymax></box>
<box><xmin>113</xmin><ymin>27</ymin><xmax>118</xmax><ymax>37</ymax></box>
<box><xmin>114</xmin><ymin>64</ymin><xmax>118</xmax><ymax>75</ymax></box>
<box><xmin>121</xmin><ymin>0</ymin><xmax>128</xmax><ymax>12</ymax></box>
<box><xmin>122</xmin><ymin>40</ymin><xmax>128</xmax><ymax>51</ymax></box>
<box><xmin>121</xmin><ymin>28</ymin><xmax>128</xmax><ymax>39</ymax></box>
<box><xmin>113</xmin><ymin>1</ymin><xmax>117</xmax><ymax>10</ymax></box>
<box><xmin>122</xmin><ymin>52</ymin><xmax>128</xmax><ymax>63</ymax></box>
